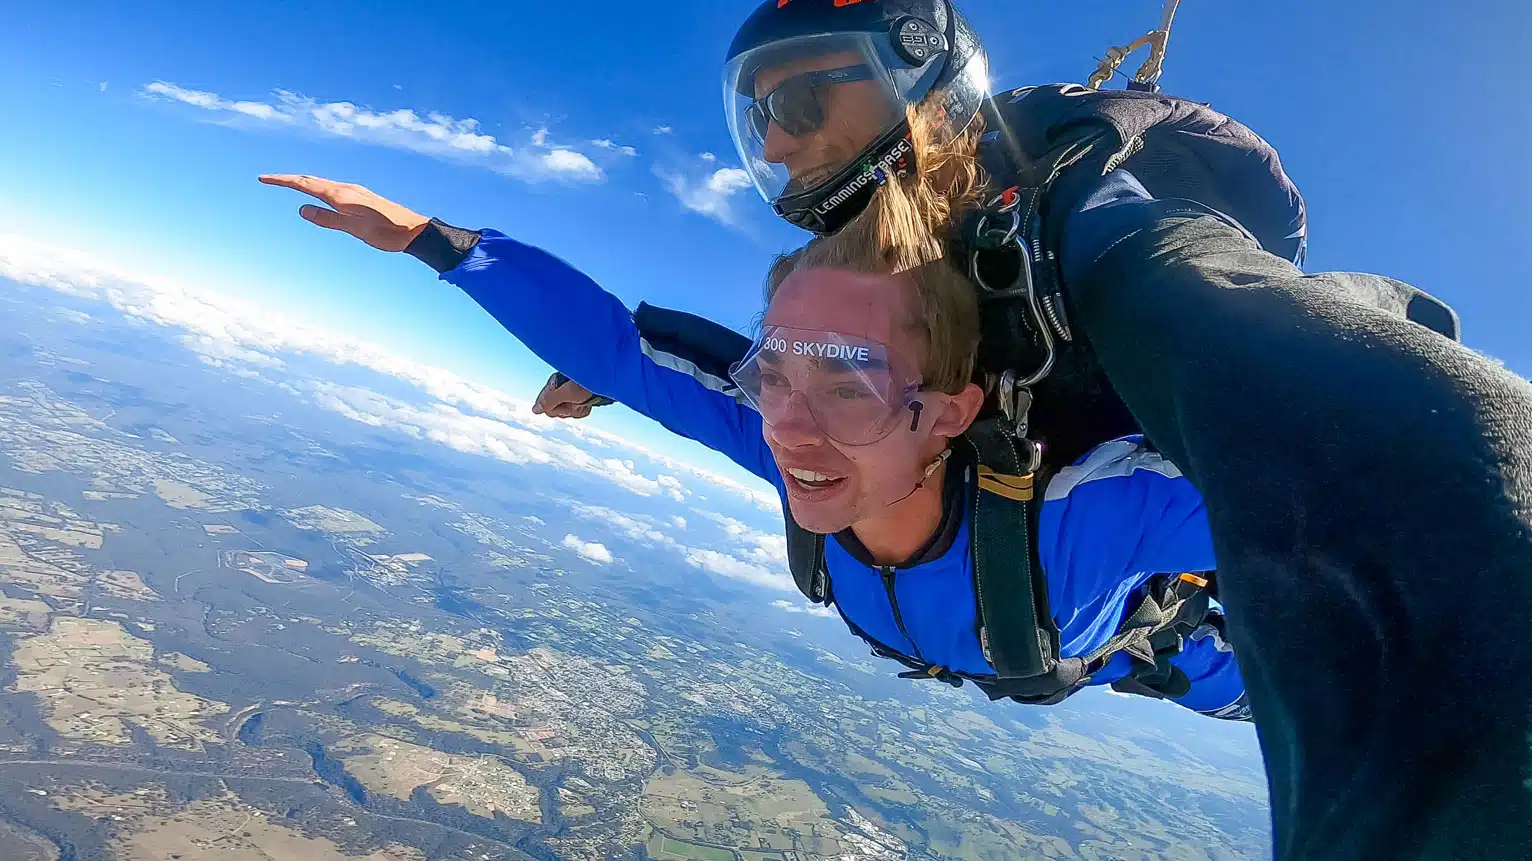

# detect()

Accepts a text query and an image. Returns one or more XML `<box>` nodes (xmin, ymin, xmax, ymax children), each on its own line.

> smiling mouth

<box><xmin>785</xmin><ymin>467</ymin><xmax>847</xmax><ymax>495</ymax></box>
<box><xmin>785</xmin><ymin>165</ymin><xmax>837</xmax><ymax>194</ymax></box>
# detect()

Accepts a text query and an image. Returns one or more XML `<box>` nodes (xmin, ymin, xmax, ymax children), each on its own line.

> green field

<box><xmin>654</xmin><ymin>835</ymin><xmax>735</xmax><ymax>861</ymax></box>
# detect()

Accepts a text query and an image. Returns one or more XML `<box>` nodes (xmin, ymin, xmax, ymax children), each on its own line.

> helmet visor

<box><xmin>723</xmin><ymin>31</ymin><xmax>947</xmax><ymax>204</ymax></box>
<box><xmin>729</xmin><ymin>326</ymin><xmax>921</xmax><ymax>446</ymax></box>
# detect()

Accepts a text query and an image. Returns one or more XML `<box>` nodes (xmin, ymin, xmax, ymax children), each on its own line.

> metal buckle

<box><xmin>996</xmin><ymin>370</ymin><xmax>1044</xmax><ymax>474</ymax></box>
<box><xmin>969</xmin><ymin>188</ymin><xmax>1028</xmax><ymax>298</ymax></box>
<box><xmin>970</xmin><ymin>187</ymin><xmax>1050</xmax><ymax>477</ymax></box>
<box><xmin>968</xmin><ymin>190</ymin><xmax>1058</xmax><ymax>388</ymax></box>
<box><xmin>970</xmin><ymin>215</ymin><xmax>1032</xmax><ymax>302</ymax></box>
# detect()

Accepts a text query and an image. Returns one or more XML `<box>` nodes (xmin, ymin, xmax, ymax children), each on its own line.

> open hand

<box><xmin>259</xmin><ymin>174</ymin><xmax>430</xmax><ymax>252</ymax></box>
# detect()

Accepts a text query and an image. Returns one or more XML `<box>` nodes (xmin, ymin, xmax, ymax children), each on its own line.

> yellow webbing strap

<box><xmin>977</xmin><ymin>465</ymin><xmax>1034</xmax><ymax>502</ymax></box>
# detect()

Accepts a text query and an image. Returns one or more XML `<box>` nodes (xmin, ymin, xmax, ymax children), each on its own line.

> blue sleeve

<box><xmin>1059</xmin><ymin>168</ymin><xmax>1264</xmax><ymax>284</ymax></box>
<box><xmin>440</xmin><ymin>230</ymin><xmax>777</xmax><ymax>483</ymax></box>
<box><xmin>1037</xmin><ymin>437</ymin><xmax>1216</xmax><ymax>658</ymax></box>
<box><xmin>1060</xmin><ymin>168</ymin><xmax>1157</xmax><ymax>282</ymax></box>
<box><xmin>1169</xmin><ymin>622</ymin><xmax>1251</xmax><ymax>719</ymax></box>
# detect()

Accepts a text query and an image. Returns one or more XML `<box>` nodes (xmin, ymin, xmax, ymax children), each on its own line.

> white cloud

<box><xmin>144</xmin><ymin>81</ymin><xmax>224</xmax><ymax>110</ymax></box>
<box><xmin>708</xmin><ymin>513</ymin><xmax>753</xmax><ymax>537</ymax></box>
<box><xmin>567</xmin><ymin>503</ymin><xmax>672</xmax><ymax>545</ymax></box>
<box><xmin>230</xmin><ymin>101</ymin><xmax>282</xmax><ymax>121</ymax></box>
<box><xmin>699</xmin><ymin>152</ymin><xmax>716</xmax><ymax>161</ymax></box>
<box><xmin>1</xmin><ymin>229</ymin><xmax>808</xmax><ymax>610</ymax></box>
<box><xmin>684</xmin><ymin>548</ymin><xmax>793</xmax><ymax>592</ymax></box>
<box><xmin>539</xmin><ymin>149</ymin><xmax>601</xmax><ymax>180</ymax></box>
<box><xmin>770</xmin><ymin>599</ymin><xmax>835</xmax><ymax>618</ymax></box>
<box><xmin>305</xmin><ymin>382</ymin><xmax>674</xmax><ymax>497</ymax></box>
<box><xmin>656</xmin><ymin>474</ymin><xmax>687</xmax><ymax>503</ymax></box>
<box><xmin>561</xmin><ymin>500</ymin><xmax>794</xmax><ymax>598</ymax></box>
<box><xmin>562</xmin><ymin>534</ymin><xmax>614</xmax><ymax>564</ymax></box>
<box><xmin>653</xmin><ymin>125</ymin><xmax>674</xmax><ymax>135</ymax></box>
<box><xmin>98</xmin><ymin>82</ymin><xmax>108</xmax><ymax>92</ymax></box>
<box><xmin>704</xmin><ymin>513</ymin><xmax>788</xmax><ymax>569</ymax></box>
<box><xmin>591</xmin><ymin>139</ymin><xmax>639</xmax><ymax>157</ymax></box>
<box><xmin>139</xmin><ymin>81</ymin><xmax>608</xmax><ymax>183</ymax></box>
<box><xmin>535</xmin><ymin>416</ymin><xmax>779</xmax><ymax>514</ymax></box>
<box><xmin>524</xmin><ymin>515</ymin><xmax>546</xmax><ymax>526</ymax></box>
<box><xmin>657</xmin><ymin>164</ymin><xmax>755</xmax><ymax>226</ymax></box>
<box><xmin>52</xmin><ymin>307</ymin><xmax>94</xmax><ymax>324</ymax></box>
<box><xmin>182</xmin><ymin>333</ymin><xmax>285</xmax><ymax>368</ymax></box>
<box><xmin>0</xmin><ymin>233</ymin><xmax>777</xmax><ymax>509</ymax></box>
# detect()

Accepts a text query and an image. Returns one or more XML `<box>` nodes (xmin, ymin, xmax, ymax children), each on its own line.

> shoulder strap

<box><xmin>981</xmin><ymin>83</ymin><xmax>1308</xmax><ymax>264</ymax></box>
<box><xmin>784</xmin><ymin>513</ymin><xmax>829</xmax><ymax>605</ymax></box>
<box><xmin>961</xmin><ymin>417</ymin><xmax>1061</xmax><ymax>681</ymax></box>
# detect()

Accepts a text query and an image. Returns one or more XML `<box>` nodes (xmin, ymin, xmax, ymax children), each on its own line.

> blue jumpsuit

<box><xmin>430</xmin><ymin>225</ymin><xmax>1249</xmax><ymax>721</ymax></box>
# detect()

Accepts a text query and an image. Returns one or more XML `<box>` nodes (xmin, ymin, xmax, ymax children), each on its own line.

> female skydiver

<box><xmin>540</xmin><ymin>2</ymin><xmax>1532</xmax><ymax>856</ymax></box>
<box><xmin>259</xmin><ymin>171</ymin><xmax>1249</xmax><ymax>721</ymax></box>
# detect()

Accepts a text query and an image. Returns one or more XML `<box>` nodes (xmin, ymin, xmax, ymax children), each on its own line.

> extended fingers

<box><xmin>258</xmin><ymin>174</ymin><xmax>350</xmax><ymax>205</ymax></box>
<box><xmin>299</xmin><ymin>205</ymin><xmax>350</xmax><ymax>231</ymax></box>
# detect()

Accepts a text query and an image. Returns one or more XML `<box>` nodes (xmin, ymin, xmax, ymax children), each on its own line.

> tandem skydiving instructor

<box><xmin>265</xmin><ymin>0</ymin><xmax>1532</xmax><ymax>857</ymax></box>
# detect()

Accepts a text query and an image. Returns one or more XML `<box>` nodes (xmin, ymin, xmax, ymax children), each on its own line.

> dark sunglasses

<box><xmin>746</xmin><ymin>64</ymin><xmax>877</xmax><ymax>141</ymax></box>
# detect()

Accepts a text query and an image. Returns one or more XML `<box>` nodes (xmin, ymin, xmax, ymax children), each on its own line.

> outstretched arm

<box><xmin>260</xmin><ymin>175</ymin><xmax>776</xmax><ymax>483</ymax></box>
<box><xmin>1060</xmin><ymin>173</ymin><xmax>1532</xmax><ymax>859</ymax></box>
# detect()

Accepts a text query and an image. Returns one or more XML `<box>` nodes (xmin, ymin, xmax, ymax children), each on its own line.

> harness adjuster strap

<box><xmin>976</xmin><ymin>465</ymin><xmax>1035</xmax><ymax>502</ymax></box>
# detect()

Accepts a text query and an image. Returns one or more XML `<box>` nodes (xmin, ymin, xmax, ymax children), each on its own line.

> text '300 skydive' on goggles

<box><xmin>729</xmin><ymin>326</ymin><xmax>922</xmax><ymax>446</ymax></box>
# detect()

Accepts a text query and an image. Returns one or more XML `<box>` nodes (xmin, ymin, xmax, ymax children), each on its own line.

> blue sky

<box><xmin>0</xmin><ymin>0</ymin><xmax>1528</xmax><ymax>474</ymax></box>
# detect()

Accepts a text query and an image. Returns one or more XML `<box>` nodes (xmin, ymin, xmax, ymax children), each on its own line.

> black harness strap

<box><xmin>785</xmin><ymin>520</ymin><xmax>827</xmax><ymax>605</ymax></box>
<box><xmin>961</xmin><ymin>417</ymin><xmax>1058</xmax><ymax>682</ymax></box>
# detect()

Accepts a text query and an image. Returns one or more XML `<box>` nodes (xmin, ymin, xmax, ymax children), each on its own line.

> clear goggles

<box><xmin>729</xmin><ymin>326</ymin><xmax>922</xmax><ymax>446</ymax></box>
<box><xmin>722</xmin><ymin>32</ymin><xmax>946</xmax><ymax>203</ymax></box>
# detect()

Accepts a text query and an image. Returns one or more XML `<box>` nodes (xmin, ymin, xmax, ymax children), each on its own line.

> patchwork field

<box><xmin>49</xmin><ymin>786</ymin><xmax>428</xmax><ymax>861</ymax></box>
<box><xmin>642</xmin><ymin>767</ymin><xmax>838</xmax><ymax>854</ymax></box>
<box><xmin>333</xmin><ymin>733</ymin><xmax>542</xmax><ymax>823</ymax></box>
<box><xmin>8</xmin><ymin>617</ymin><xmax>229</xmax><ymax>750</ymax></box>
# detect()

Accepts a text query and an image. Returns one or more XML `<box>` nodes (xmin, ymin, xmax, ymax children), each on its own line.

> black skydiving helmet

<box><xmin>723</xmin><ymin>0</ymin><xmax>988</xmax><ymax>236</ymax></box>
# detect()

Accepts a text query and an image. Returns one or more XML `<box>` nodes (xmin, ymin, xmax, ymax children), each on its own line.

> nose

<box><xmin>761</xmin><ymin>119</ymin><xmax>801</xmax><ymax>165</ymax></box>
<box><xmin>765</xmin><ymin>392</ymin><xmax>825</xmax><ymax>449</ymax></box>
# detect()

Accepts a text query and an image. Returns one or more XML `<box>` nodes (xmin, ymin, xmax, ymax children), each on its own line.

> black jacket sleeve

<box><xmin>1061</xmin><ymin>191</ymin><xmax>1532</xmax><ymax>860</ymax></box>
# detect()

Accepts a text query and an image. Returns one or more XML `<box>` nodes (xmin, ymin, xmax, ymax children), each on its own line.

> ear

<box><xmin>928</xmin><ymin>383</ymin><xmax>987</xmax><ymax>439</ymax></box>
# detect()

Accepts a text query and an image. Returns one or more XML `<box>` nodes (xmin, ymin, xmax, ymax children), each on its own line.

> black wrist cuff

<box><xmin>405</xmin><ymin>218</ymin><xmax>482</xmax><ymax>273</ymax></box>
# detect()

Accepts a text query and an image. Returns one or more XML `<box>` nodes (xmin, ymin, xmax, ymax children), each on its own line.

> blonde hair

<box><xmin>764</xmin><ymin>177</ymin><xmax>980</xmax><ymax>395</ymax></box>
<box><xmin>904</xmin><ymin>97</ymin><xmax>989</xmax><ymax>227</ymax></box>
